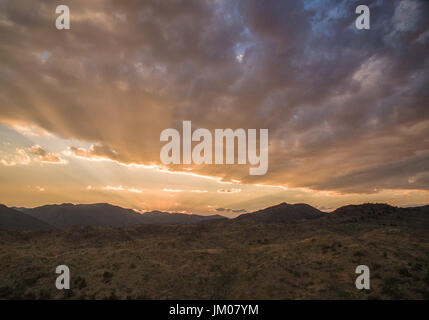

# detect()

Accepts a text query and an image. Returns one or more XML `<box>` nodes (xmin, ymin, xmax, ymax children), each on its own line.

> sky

<box><xmin>0</xmin><ymin>0</ymin><xmax>428</xmax><ymax>216</ymax></box>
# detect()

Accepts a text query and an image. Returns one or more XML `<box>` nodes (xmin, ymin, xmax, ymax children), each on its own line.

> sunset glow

<box><xmin>0</xmin><ymin>0</ymin><xmax>428</xmax><ymax>215</ymax></box>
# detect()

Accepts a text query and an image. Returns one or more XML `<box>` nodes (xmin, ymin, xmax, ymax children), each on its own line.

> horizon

<box><xmin>3</xmin><ymin>200</ymin><xmax>429</xmax><ymax>218</ymax></box>
<box><xmin>1</xmin><ymin>1</ymin><xmax>429</xmax><ymax>215</ymax></box>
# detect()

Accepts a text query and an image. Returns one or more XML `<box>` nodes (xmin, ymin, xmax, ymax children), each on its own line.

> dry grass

<box><xmin>0</xmin><ymin>211</ymin><xmax>428</xmax><ymax>300</ymax></box>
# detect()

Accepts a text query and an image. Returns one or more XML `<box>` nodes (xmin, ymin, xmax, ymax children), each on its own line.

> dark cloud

<box><xmin>67</xmin><ymin>144</ymin><xmax>122</xmax><ymax>162</ymax></box>
<box><xmin>0</xmin><ymin>0</ymin><xmax>428</xmax><ymax>193</ymax></box>
<box><xmin>216</xmin><ymin>208</ymin><xmax>247</xmax><ymax>214</ymax></box>
<box><xmin>232</xmin><ymin>209</ymin><xmax>247</xmax><ymax>213</ymax></box>
<box><xmin>217</xmin><ymin>188</ymin><xmax>242</xmax><ymax>194</ymax></box>
<box><xmin>28</xmin><ymin>145</ymin><xmax>66</xmax><ymax>163</ymax></box>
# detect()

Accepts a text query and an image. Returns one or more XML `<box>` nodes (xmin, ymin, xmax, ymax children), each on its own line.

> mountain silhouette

<box><xmin>234</xmin><ymin>202</ymin><xmax>323</xmax><ymax>223</ymax></box>
<box><xmin>0</xmin><ymin>204</ymin><xmax>52</xmax><ymax>230</ymax></box>
<box><xmin>2</xmin><ymin>202</ymin><xmax>428</xmax><ymax>230</ymax></box>
<box><xmin>17</xmin><ymin>203</ymin><xmax>225</xmax><ymax>228</ymax></box>
<box><xmin>328</xmin><ymin>203</ymin><xmax>429</xmax><ymax>223</ymax></box>
<box><xmin>331</xmin><ymin>203</ymin><xmax>398</xmax><ymax>217</ymax></box>
<box><xmin>140</xmin><ymin>210</ymin><xmax>225</xmax><ymax>224</ymax></box>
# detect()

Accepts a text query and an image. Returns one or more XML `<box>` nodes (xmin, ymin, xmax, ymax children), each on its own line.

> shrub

<box><xmin>353</xmin><ymin>251</ymin><xmax>365</xmax><ymax>258</ymax></box>
<box><xmin>102</xmin><ymin>271</ymin><xmax>114</xmax><ymax>283</ymax></box>
<box><xmin>398</xmin><ymin>268</ymin><xmax>412</xmax><ymax>278</ymax></box>
<box><xmin>424</xmin><ymin>271</ymin><xmax>429</xmax><ymax>285</ymax></box>
<box><xmin>74</xmin><ymin>276</ymin><xmax>87</xmax><ymax>289</ymax></box>
<box><xmin>381</xmin><ymin>277</ymin><xmax>399</xmax><ymax>297</ymax></box>
<box><xmin>38</xmin><ymin>289</ymin><xmax>52</xmax><ymax>299</ymax></box>
<box><xmin>0</xmin><ymin>286</ymin><xmax>13</xmax><ymax>298</ymax></box>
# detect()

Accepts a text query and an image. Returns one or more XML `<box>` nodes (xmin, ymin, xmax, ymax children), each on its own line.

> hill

<box><xmin>20</xmin><ymin>203</ymin><xmax>143</xmax><ymax>228</ymax></box>
<box><xmin>18</xmin><ymin>203</ymin><xmax>225</xmax><ymax>228</ymax></box>
<box><xmin>332</xmin><ymin>203</ymin><xmax>398</xmax><ymax>216</ymax></box>
<box><xmin>234</xmin><ymin>202</ymin><xmax>323</xmax><ymax>223</ymax></box>
<box><xmin>141</xmin><ymin>210</ymin><xmax>226</xmax><ymax>224</ymax></box>
<box><xmin>0</xmin><ymin>204</ymin><xmax>52</xmax><ymax>230</ymax></box>
<box><xmin>327</xmin><ymin>203</ymin><xmax>429</xmax><ymax>224</ymax></box>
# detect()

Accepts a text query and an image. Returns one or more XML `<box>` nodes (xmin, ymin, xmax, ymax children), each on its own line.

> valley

<box><xmin>0</xmin><ymin>202</ymin><xmax>428</xmax><ymax>299</ymax></box>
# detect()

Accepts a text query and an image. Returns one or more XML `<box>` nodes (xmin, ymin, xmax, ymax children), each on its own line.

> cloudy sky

<box><xmin>0</xmin><ymin>0</ymin><xmax>428</xmax><ymax>215</ymax></box>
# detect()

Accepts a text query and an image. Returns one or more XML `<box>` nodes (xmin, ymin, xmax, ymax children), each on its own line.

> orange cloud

<box><xmin>29</xmin><ymin>145</ymin><xmax>67</xmax><ymax>164</ymax></box>
<box><xmin>0</xmin><ymin>148</ymin><xmax>31</xmax><ymax>166</ymax></box>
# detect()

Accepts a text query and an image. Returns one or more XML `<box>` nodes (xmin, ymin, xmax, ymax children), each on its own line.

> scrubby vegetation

<box><xmin>0</xmin><ymin>205</ymin><xmax>428</xmax><ymax>299</ymax></box>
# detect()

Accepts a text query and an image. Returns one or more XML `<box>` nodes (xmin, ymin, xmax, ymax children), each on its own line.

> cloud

<box><xmin>216</xmin><ymin>207</ymin><xmax>247</xmax><ymax>213</ymax></box>
<box><xmin>232</xmin><ymin>209</ymin><xmax>247</xmax><ymax>213</ymax></box>
<box><xmin>0</xmin><ymin>148</ymin><xmax>31</xmax><ymax>166</ymax></box>
<box><xmin>66</xmin><ymin>144</ymin><xmax>121</xmax><ymax>162</ymax></box>
<box><xmin>8</xmin><ymin>122</ymin><xmax>51</xmax><ymax>137</ymax></box>
<box><xmin>217</xmin><ymin>188</ymin><xmax>242</xmax><ymax>194</ymax></box>
<box><xmin>103</xmin><ymin>185</ymin><xmax>125</xmax><ymax>191</ymax></box>
<box><xmin>28</xmin><ymin>145</ymin><xmax>67</xmax><ymax>164</ymax></box>
<box><xmin>102</xmin><ymin>185</ymin><xmax>143</xmax><ymax>193</ymax></box>
<box><xmin>0</xmin><ymin>0</ymin><xmax>428</xmax><ymax>194</ymax></box>
<box><xmin>163</xmin><ymin>188</ymin><xmax>209</xmax><ymax>193</ymax></box>
<box><xmin>1</xmin><ymin>145</ymin><xmax>67</xmax><ymax>166</ymax></box>
<box><xmin>163</xmin><ymin>188</ymin><xmax>184</xmax><ymax>193</ymax></box>
<box><xmin>127</xmin><ymin>188</ymin><xmax>143</xmax><ymax>194</ymax></box>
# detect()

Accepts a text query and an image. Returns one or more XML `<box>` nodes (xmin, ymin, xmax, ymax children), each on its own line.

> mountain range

<box><xmin>1</xmin><ymin>201</ymin><xmax>428</xmax><ymax>230</ymax></box>
<box><xmin>0</xmin><ymin>204</ymin><xmax>51</xmax><ymax>230</ymax></box>
<box><xmin>3</xmin><ymin>203</ymin><xmax>225</xmax><ymax>229</ymax></box>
